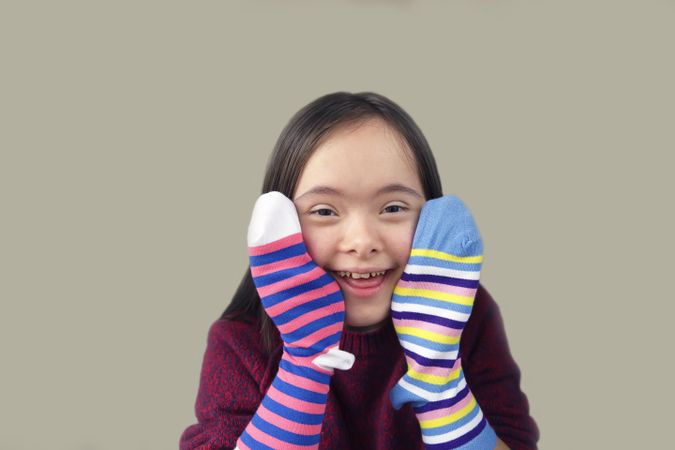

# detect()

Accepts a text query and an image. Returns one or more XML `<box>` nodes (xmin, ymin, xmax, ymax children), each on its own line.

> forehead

<box><xmin>294</xmin><ymin>119</ymin><xmax>423</xmax><ymax>199</ymax></box>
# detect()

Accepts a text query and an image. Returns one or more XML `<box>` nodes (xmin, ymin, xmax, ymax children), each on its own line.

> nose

<box><xmin>337</xmin><ymin>214</ymin><xmax>383</xmax><ymax>257</ymax></box>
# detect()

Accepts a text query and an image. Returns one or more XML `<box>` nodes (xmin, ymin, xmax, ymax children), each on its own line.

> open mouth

<box><xmin>330</xmin><ymin>269</ymin><xmax>390</xmax><ymax>297</ymax></box>
<box><xmin>333</xmin><ymin>270</ymin><xmax>388</xmax><ymax>280</ymax></box>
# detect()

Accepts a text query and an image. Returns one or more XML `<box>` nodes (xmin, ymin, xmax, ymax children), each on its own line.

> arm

<box><xmin>390</xmin><ymin>195</ymin><xmax>538</xmax><ymax>449</ymax></box>
<box><xmin>461</xmin><ymin>285</ymin><xmax>540</xmax><ymax>450</ymax></box>
<box><xmin>390</xmin><ymin>196</ymin><xmax>498</xmax><ymax>449</ymax></box>
<box><xmin>237</xmin><ymin>191</ymin><xmax>354</xmax><ymax>449</ymax></box>
<box><xmin>180</xmin><ymin>319</ymin><xmax>270</xmax><ymax>450</ymax></box>
<box><xmin>180</xmin><ymin>317</ymin><xmax>350</xmax><ymax>450</ymax></box>
<box><xmin>182</xmin><ymin>192</ymin><xmax>354</xmax><ymax>450</ymax></box>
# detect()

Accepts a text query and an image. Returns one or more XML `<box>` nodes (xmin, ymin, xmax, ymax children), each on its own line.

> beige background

<box><xmin>1</xmin><ymin>1</ymin><xmax>673</xmax><ymax>449</ymax></box>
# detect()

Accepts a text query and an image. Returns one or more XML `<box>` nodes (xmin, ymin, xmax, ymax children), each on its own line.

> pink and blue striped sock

<box><xmin>390</xmin><ymin>195</ymin><xmax>497</xmax><ymax>450</ymax></box>
<box><xmin>236</xmin><ymin>192</ymin><xmax>354</xmax><ymax>450</ymax></box>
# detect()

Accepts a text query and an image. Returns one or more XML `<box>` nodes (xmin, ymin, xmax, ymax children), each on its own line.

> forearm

<box><xmin>460</xmin><ymin>287</ymin><xmax>540</xmax><ymax>449</ymax></box>
<box><xmin>236</xmin><ymin>352</ymin><xmax>332</xmax><ymax>449</ymax></box>
<box><xmin>409</xmin><ymin>365</ymin><xmax>497</xmax><ymax>450</ymax></box>
<box><xmin>238</xmin><ymin>192</ymin><xmax>356</xmax><ymax>449</ymax></box>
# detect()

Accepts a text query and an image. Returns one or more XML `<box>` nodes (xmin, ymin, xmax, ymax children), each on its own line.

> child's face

<box><xmin>293</xmin><ymin>119</ymin><xmax>426</xmax><ymax>329</ymax></box>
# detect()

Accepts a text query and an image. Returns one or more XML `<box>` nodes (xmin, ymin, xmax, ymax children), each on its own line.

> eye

<box><xmin>383</xmin><ymin>204</ymin><xmax>408</xmax><ymax>214</ymax></box>
<box><xmin>310</xmin><ymin>208</ymin><xmax>337</xmax><ymax>217</ymax></box>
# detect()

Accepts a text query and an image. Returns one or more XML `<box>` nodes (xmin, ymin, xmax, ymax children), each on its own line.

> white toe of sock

<box><xmin>247</xmin><ymin>191</ymin><xmax>302</xmax><ymax>247</ymax></box>
<box><xmin>313</xmin><ymin>346</ymin><xmax>356</xmax><ymax>371</ymax></box>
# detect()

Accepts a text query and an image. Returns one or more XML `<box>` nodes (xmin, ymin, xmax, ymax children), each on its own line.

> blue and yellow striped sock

<box><xmin>390</xmin><ymin>195</ymin><xmax>497</xmax><ymax>449</ymax></box>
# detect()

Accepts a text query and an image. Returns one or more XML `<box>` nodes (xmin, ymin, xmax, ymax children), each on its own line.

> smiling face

<box><xmin>292</xmin><ymin>118</ymin><xmax>426</xmax><ymax>330</ymax></box>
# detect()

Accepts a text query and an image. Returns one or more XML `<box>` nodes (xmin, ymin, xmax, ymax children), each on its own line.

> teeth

<box><xmin>336</xmin><ymin>271</ymin><xmax>386</xmax><ymax>279</ymax></box>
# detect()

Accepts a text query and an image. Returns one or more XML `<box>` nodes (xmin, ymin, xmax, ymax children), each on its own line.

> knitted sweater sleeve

<box><xmin>180</xmin><ymin>318</ymin><xmax>275</xmax><ymax>450</ymax></box>
<box><xmin>461</xmin><ymin>285</ymin><xmax>540</xmax><ymax>450</ymax></box>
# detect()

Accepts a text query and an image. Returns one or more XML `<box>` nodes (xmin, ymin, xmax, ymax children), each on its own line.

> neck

<box><xmin>345</xmin><ymin>316</ymin><xmax>390</xmax><ymax>333</ymax></box>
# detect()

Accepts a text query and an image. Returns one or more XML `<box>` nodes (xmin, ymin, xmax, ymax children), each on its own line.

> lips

<box><xmin>331</xmin><ymin>270</ymin><xmax>389</xmax><ymax>298</ymax></box>
<box><xmin>339</xmin><ymin>273</ymin><xmax>386</xmax><ymax>288</ymax></box>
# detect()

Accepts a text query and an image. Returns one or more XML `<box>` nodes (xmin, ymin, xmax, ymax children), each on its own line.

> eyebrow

<box><xmin>294</xmin><ymin>183</ymin><xmax>424</xmax><ymax>201</ymax></box>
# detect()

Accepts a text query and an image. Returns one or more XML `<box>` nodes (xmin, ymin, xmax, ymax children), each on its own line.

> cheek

<box><xmin>387</xmin><ymin>224</ymin><xmax>417</xmax><ymax>267</ymax></box>
<box><xmin>393</xmin><ymin>237</ymin><xmax>414</xmax><ymax>267</ymax></box>
<box><xmin>299</xmin><ymin>225</ymin><xmax>333</xmax><ymax>268</ymax></box>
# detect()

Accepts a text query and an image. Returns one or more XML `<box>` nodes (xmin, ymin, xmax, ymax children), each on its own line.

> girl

<box><xmin>180</xmin><ymin>92</ymin><xmax>539</xmax><ymax>449</ymax></box>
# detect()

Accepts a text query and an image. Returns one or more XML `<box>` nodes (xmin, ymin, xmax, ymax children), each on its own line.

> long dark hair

<box><xmin>221</xmin><ymin>91</ymin><xmax>444</xmax><ymax>356</ymax></box>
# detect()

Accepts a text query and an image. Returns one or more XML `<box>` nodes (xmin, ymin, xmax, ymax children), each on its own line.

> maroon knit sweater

<box><xmin>180</xmin><ymin>284</ymin><xmax>539</xmax><ymax>449</ymax></box>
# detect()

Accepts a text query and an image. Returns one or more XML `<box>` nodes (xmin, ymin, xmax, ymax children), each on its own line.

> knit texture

<box><xmin>390</xmin><ymin>195</ymin><xmax>496</xmax><ymax>449</ymax></box>
<box><xmin>237</xmin><ymin>191</ymin><xmax>353</xmax><ymax>449</ymax></box>
<box><xmin>179</xmin><ymin>285</ymin><xmax>540</xmax><ymax>450</ymax></box>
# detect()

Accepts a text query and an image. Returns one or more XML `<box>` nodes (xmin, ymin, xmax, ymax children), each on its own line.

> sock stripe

<box><xmin>401</xmin><ymin>340</ymin><xmax>459</xmax><ymax>360</ymax></box>
<box><xmin>396</xmin><ymin>332</ymin><xmax>460</xmax><ymax>353</ymax></box>
<box><xmin>392</xmin><ymin>295</ymin><xmax>473</xmax><ymax>318</ymax></box>
<box><xmin>417</xmin><ymin>390</ymin><xmax>476</xmax><ymax>423</ymax></box>
<box><xmin>265</xmin><ymin>284</ymin><xmax>341</xmax><ymax>319</ymax></box>
<box><xmin>256</xmin><ymin>266</ymin><xmax>327</xmax><ymax>299</ymax></box>
<box><xmin>394</xmin><ymin>320</ymin><xmax>462</xmax><ymax>338</ymax></box>
<box><xmin>418</xmin><ymin>399</ymin><xmax>480</xmax><ymax>438</ymax></box>
<box><xmin>240</xmin><ymin>194</ymin><xmax>354</xmax><ymax>450</ymax></box>
<box><xmin>394</xmin><ymin>325</ymin><xmax>460</xmax><ymax>346</ymax></box>
<box><xmin>283</xmin><ymin>316</ymin><xmax>344</xmax><ymax>346</ymax></box>
<box><xmin>274</xmin><ymin>290</ymin><xmax>344</xmax><ymax>326</ymax></box>
<box><xmin>423</xmin><ymin>414</ymin><xmax>488</xmax><ymax>449</ymax></box>
<box><xmin>407</xmin><ymin>364</ymin><xmax>462</xmax><ymax>388</ymax></box>
<box><xmin>415</xmin><ymin>383</ymin><xmax>471</xmax><ymax>413</ymax></box>
<box><xmin>419</xmin><ymin>395</ymin><xmax>478</xmax><ymax>430</ymax></box>
<box><xmin>250</xmin><ymin>254</ymin><xmax>311</xmax><ymax>278</ymax></box>
<box><xmin>239</xmin><ymin>429</ymin><xmax>275</xmax><ymax>450</ymax></box>
<box><xmin>252</xmin><ymin>260</ymin><xmax>316</xmax><ymax>287</ymax></box>
<box><xmin>250</xmin><ymin>414</ymin><xmax>321</xmax><ymax>447</ymax></box>
<box><xmin>260</xmin><ymin>395</ymin><xmax>324</xmax><ymax>427</ymax></box>
<box><xmin>397</xmin><ymin>280</ymin><xmax>478</xmax><ymax>299</ymax></box>
<box><xmin>236</xmin><ymin>436</ymin><xmax>252</xmax><ymax>450</ymax></box>
<box><xmin>391</xmin><ymin>309</ymin><xmax>466</xmax><ymax>330</ymax></box>
<box><xmin>445</xmin><ymin>417</ymin><xmax>493</xmax><ymax>449</ymax></box>
<box><xmin>389</xmin><ymin>195</ymin><xmax>496</xmax><ymax>450</ymax></box>
<box><xmin>406</xmin><ymin>255</ymin><xmax>482</xmax><ymax>273</ymax></box>
<box><xmin>256</xmin><ymin>402</ymin><xmax>323</xmax><ymax>436</ymax></box>
<box><xmin>249</xmin><ymin>241</ymin><xmax>307</xmax><ymax>267</ymax></box>
<box><xmin>284</xmin><ymin>330</ymin><xmax>343</xmax><ymax>357</ymax></box>
<box><xmin>267</xmin><ymin>381</ymin><xmax>327</xmax><ymax>413</ymax></box>
<box><xmin>395</xmin><ymin>324</ymin><xmax>461</xmax><ymax>349</ymax></box>
<box><xmin>410</xmin><ymin>248</ymin><xmax>483</xmax><ymax>264</ymax></box>
<box><xmin>396</xmin><ymin>372</ymin><xmax>465</xmax><ymax>403</ymax></box>
<box><xmin>391</xmin><ymin>301</ymin><xmax>470</xmax><ymax>322</ymax></box>
<box><xmin>278</xmin><ymin>358</ymin><xmax>332</xmax><ymax>385</ymax></box>
<box><xmin>400</xmin><ymin>271</ymin><xmax>480</xmax><ymax>289</ymax></box>
<box><xmin>407</xmin><ymin>359</ymin><xmax>462</xmax><ymax>382</ymax></box>
<box><xmin>277</xmin><ymin>366</ymin><xmax>330</xmax><ymax>395</ymax></box>
<box><xmin>280</xmin><ymin>303</ymin><xmax>345</xmax><ymax>336</ymax></box>
<box><xmin>394</xmin><ymin>286</ymin><xmax>475</xmax><ymax>307</ymax></box>
<box><xmin>403</xmin><ymin>263</ymin><xmax>481</xmax><ymax>281</ymax></box>
<box><xmin>259</xmin><ymin>272</ymin><xmax>337</xmax><ymax>309</ymax></box>
<box><xmin>402</xmin><ymin>348</ymin><xmax>458</xmax><ymax>369</ymax></box>
<box><xmin>248</xmin><ymin>232</ymin><xmax>304</xmax><ymax>256</ymax></box>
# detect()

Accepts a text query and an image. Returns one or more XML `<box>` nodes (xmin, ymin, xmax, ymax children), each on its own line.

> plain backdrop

<box><xmin>1</xmin><ymin>1</ymin><xmax>673</xmax><ymax>449</ymax></box>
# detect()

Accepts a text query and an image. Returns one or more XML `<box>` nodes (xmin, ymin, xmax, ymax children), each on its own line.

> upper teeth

<box><xmin>336</xmin><ymin>271</ymin><xmax>386</xmax><ymax>279</ymax></box>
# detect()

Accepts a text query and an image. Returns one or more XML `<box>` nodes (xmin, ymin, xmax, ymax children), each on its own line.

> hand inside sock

<box><xmin>389</xmin><ymin>195</ymin><xmax>498</xmax><ymax>450</ymax></box>
<box><xmin>236</xmin><ymin>191</ymin><xmax>354</xmax><ymax>450</ymax></box>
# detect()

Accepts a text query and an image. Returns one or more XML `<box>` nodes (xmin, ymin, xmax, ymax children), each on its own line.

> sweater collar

<box><xmin>339</xmin><ymin>315</ymin><xmax>401</xmax><ymax>356</ymax></box>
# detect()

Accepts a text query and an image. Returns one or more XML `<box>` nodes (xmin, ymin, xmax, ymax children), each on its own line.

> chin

<box><xmin>344</xmin><ymin>302</ymin><xmax>391</xmax><ymax>328</ymax></box>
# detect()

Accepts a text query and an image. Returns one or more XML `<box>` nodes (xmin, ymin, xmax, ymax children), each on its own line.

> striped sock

<box><xmin>389</xmin><ymin>195</ymin><xmax>497</xmax><ymax>450</ymax></box>
<box><xmin>236</xmin><ymin>192</ymin><xmax>354</xmax><ymax>450</ymax></box>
